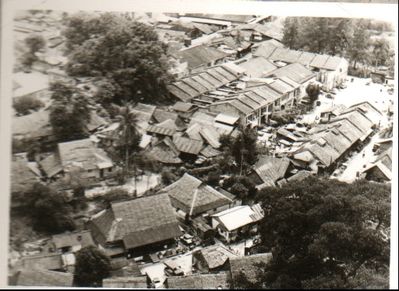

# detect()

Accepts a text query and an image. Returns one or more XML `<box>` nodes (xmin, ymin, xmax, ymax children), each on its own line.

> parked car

<box><xmin>180</xmin><ymin>234</ymin><xmax>194</xmax><ymax>246</ymax></box>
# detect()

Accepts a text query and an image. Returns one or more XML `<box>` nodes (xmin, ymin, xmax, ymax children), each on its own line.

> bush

<box><xmin>13</xmin><ymin>96</ymin><xmax>44</xmax><ymax>115</ymax></box>
<box><xmin>207</xmin><ymin>170</ymin><xmax>221</xmax><ymax>187</ymax></box>
<box><xmin>305</xmin><ymin>83</ymin><xmax>320</xmax><ymax>103</ymax></box>
<box><xmin>20</xmin><ymin>52</ymin><xmax>38</xmax><ymax>69</ymax></box>
<box><xmin>161</xmin><ymin>169</ymin><xmax>178</xmax><ymax>186</ymax></box>
<box><xmin>102</xmin><ymin>188</ymin><xmax>131</xmax><ymax>208</ymax></box>
<box><xmin>348</xmin><ymin>66</ymin><xmax>371</xmax><ymax>78</ymax></box>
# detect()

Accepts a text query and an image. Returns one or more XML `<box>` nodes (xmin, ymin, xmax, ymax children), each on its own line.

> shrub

<box><xmin>13</xmin><ymin>96</ymin><xmax>44</xmax><ymax>115</ymax></box>
<box><xmin>161</xmin><ymin>169</ymin><xmax>178</xmax><ymax>185</ymax></box>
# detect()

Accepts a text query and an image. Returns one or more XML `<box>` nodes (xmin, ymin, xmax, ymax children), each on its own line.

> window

<box><xmin>108</xmin><ymin>167</ymin><xmax>112</xmax><ymax>172</ymax></box>
<box><xmin>340</xmin><ymin>68</ymin><xmax>342</xmax><ymax>72</ymax></box>
<box><xmin>88</xmin><ymin>169</ymin><xmax>93</xmax><ymax>173</ymax></box>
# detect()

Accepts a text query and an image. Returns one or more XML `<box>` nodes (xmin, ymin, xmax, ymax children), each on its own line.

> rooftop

<box><xmin>167</xmin><ymin>272</ymin><xmax>231</xmax><ymax>289</ymax></box>
<box><xmin>212</xmin><ymin>204</ymin><xmax>264</xmax><ymax>231</ymax></box>
<box><xmin>160</xmin><ymin>173</ymin><xmax>233</xmax><ymax>216</ymax></box>
<box><xmin>89</xmin><ymin>193</ymin><xmax>182</xmax><ymax>249</ymax></box>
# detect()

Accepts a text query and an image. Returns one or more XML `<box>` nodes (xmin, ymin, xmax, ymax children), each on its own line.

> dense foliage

<box><xmin>21</xmin><ymin>34</ymin><xmax>46</xmax><ymax>68</ymax></box>
<box><xmin>281</xmin><ymin>17</ymin><xmax>394</xmax><ymax>69</ymax></box>
<box><xmin>49</xmin><ymin>81</ymin><xmax>91</xmax><ymax>142</ymax></box>
<box><xmin>235</xmin><ymin>177</ymin><xmax>390</xmax><ymax>289</ymax></box>
<box><xmin>219</xmin><ymin>127</ymin><xmax>259</xmax><ymax>175</ymax></box>
<box><xmin>23</xmin><ymin>183</ymin><xmax>76</xmax><ymax>234</ymax></box>
<box><xmin>63</xmin><ymin>12</ymin><xmax>173</xmax><ymax>105</ymax></box>
<box><xmin>13</xmin><ymin>96</ymin><xmax>44</xmax><ymax>116</ymax></box>
<box><xmin>74</xmin><ymin>246</ymin><xmax>111</xmax><ymax>287</ymax></box>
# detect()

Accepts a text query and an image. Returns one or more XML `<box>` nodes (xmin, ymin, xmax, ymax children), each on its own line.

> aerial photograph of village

<box><xmin>7</xmin><ymin>9</ymin><xmax>395</xmax><ymax>289</ymax></box>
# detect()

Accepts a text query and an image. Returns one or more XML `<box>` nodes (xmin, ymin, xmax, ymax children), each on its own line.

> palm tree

<box><xmin>114</xmin><ymin>102</ymin><xmax>140</xmax><ymax>183</ymax></box>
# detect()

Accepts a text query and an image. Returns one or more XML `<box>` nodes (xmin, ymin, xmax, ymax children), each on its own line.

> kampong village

<box><xmin>8</xmin><ymin>10</ymin><xmax>394</xmax><ymax>289</ymax></box>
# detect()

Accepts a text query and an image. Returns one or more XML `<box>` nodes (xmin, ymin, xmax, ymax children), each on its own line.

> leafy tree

<box><xmin>13</xmin><ymin>96</ymin><xmax>44</xmax><ymax>115</ymax></box>
<box><xmin>207</xmin><ymin>169</ymin><xmax>221</xmax><ymax>187</ymax></box>
<box><xmin>49</xmin><ymin>81</ymin><xmax>91</xmax><ymax>142</ymax></box>
<box><xmin>102</xmin><ymin>188</ymin><xmax>131</xmax><ymax>208</ymax></box>
<box><xmin>347</xmin><ymin>24</ymin><xmax>371</xmax><ymax>69</ymax></box>
<box><xmin>221</xmin><ymin>128</ymin><xmax>258</xmax><ymax>175</ymax></box>
<box><xmin>223</xmin><ymin>175</ymin><xmax>257</xmax><ymax>200</ymax></box>
<box><xmin>74</xmin><ymin>246</ymin><xmax>111</xmax><ymax>287</ymax></box>
<box><xmin>253</xmin><ymin>177</ymin><xmax>390</xmax><ymax>288</ymax></box>
<box><xmin>25</xmin><ymin>34</ymin><xmax>46</xmax><ymax>54</ymax></box>
<box><xmin>328</xmin><ymin>19</ymin><xmax>353</xmax><ymax>56</ymax></box>
<box><xmin>20</xmin><ymin>52</ymin><xmax>38</xmax><ymax>69</ymax></box>
<box><xmin>24</xmin><ymin>183</ymin><xmax>76</xmax><ymax>234</ymax></box>
<box><xmin>161</xmin><ymin>169</ymin><xmax>178</xmax><ymax>186</ymax></box>
<box><xmin>111</xmin><ymin>103</ymin><xmax>140</xmax><ymax>179</ymax></box>
<box><xmin>282</xmin><ymin>17</ymin><xmax>300</xmax><ymax>50</ymax></box>
<box><xmin>64</xmin><ymin>12</ymin><xmax>173</xmax><ymax>104</ymax></box>
<box><xmin>21</xmin><ymin>35</ymin><xmax>46</xmax><ymax>69</ymax></box>
<box><xmin>305</xmin><ymin>83</ymin><xmax>320</xmax><ymax>104</ymax></box>
<box><xmin>371</xmin><ymin>39</ymin><xmax>391</xmax><ymax>67</ymax></box>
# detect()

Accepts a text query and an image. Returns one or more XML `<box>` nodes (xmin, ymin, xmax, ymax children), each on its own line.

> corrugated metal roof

<box><xmin>237</xmin><ymin>56</ymin><xmax>277</xmax><ymax>78</ymax></box>
<box><xmin>215</xmin><ymin>113</ymin><xmax>240</xmax><ymax>125</ymax></box>
<box><xmin>174</xmin><ymin>136</ymin><xmax>204</xmax><ymax>155</ymax></box>
<box><xmin>310</xmin><ymin>54</ymin><xmax>329</xmax><ymax>69</ymax></box>
<box><xmin>168</xmin><ymin>65</ymin><xmax>240</xmax><ymax>101</ymax></box>
<box><xmin>178</xmin><ymin>45</ymin><xmax>229</xmax><ymax>69</ymax></box>
<box><xmin>268</xmin><ymin>79</ymin><xmax>295</xmax><ymax>94</ymax></box>
<box><xmin>296</xmin><ymin>51</ymin><xmax>317</xmax><ymax>66</ymax></box>
<box><xmin>147</xmin><ymin>124</ymin><xmax>176</xmax><ymax>136</ymax></box>
<box><xmin>266</xmin><ymin>63</ymin><xmax>316</xmax><ymax>84</ymax></box>
<box><xmin>323</xmin><ymin>56</ymin><xmax>344</xmax><ymax>70</ymax></box>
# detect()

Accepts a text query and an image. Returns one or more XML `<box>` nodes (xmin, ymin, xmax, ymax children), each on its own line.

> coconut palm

<box><xmin>114</xmin><ymin>102</ymin><xmax>140</xmax><ymax>181</ymax></box>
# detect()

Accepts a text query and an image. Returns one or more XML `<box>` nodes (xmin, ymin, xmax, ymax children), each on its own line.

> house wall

<box><xmin>365</xmin><ymin>166</ymin><xmax>390</xmax><ymax>182</ymax></box>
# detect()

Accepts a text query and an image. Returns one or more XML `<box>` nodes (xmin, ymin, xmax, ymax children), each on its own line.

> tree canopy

<box><xmin>74</xmin><ymin>245</ymin><xmax>111</xmax><ymax>287</ymax></box>
<box><xmin>219</xmin><ymin>127</ymin><xmax>259</xmax><ymax>175</ymax></box>
<box><xmin>49</xmin><ymin>81</ymin><xmax>91</xmax><ymax>142</ymax></box>
<box><xmin>244</xmin><ymin>177</ymin><xmax>391</xmax><ymax>289</ymax></box>
<box><xmin>280</xmin><ymin>17</ymin><xmax>394</xmax><ymax>69</ymax></box>
<box><xmin>63</xmin><ymin>12</ymin><xmax>173</xmax><ymax>105</ymax></box>
<box><xmin>24</xmin><ymin>183</ymin><xmax>76</xmax><ymax>234</ymax></box>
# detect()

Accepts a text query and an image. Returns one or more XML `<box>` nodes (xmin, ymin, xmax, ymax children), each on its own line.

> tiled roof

<box><xmin>177</xmin><ymin>45</ymin><xmax>229</xmax><ymax>69</ymax></box>
<box><xmin>167</xmin><ymin>64</ymin><xmax>240</xmax><ymax>101</ymax></box>
<box><xmin>160</xmin><ymin>173</ymin><xmax>233</xmax><ymax>216</ymax></box>
<box><xmin>89</xmin><ymin>193</ymin><xmax>182</xmax><ymax>249</ymax></box>
<box><xmin>14</xmin><ymin>268</ymin><xmax>73</xmax><ymax>287</ymax></box>
<box><xmin>173</xmin><ymin>136</ymin><xmax>204</xmax><ymax>155</ymax></box>
<box><xmin>152</xmin><ymin>109</ymin><xmax>179</xmax><ymax>124</ymax></box>
<box><xmin>230</xmin><ymin>253</ymin><xmax>273</xmax><ymax>284</ymax></box>
<box><xmin>167</xmin><ymin>272</ymin><xmax>231</xmax><ymax>289</ymax></box>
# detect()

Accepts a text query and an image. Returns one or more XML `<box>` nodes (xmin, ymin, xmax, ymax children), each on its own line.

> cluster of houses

<box><xmin>9</xmin><ymin>171</ymin><xmax>269</xmax><ymax>288</ymax></box>
<box><xmin>9</xmin><ymin>12</ymin><xmax>393</xmax><ymax>288</ymax></box>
